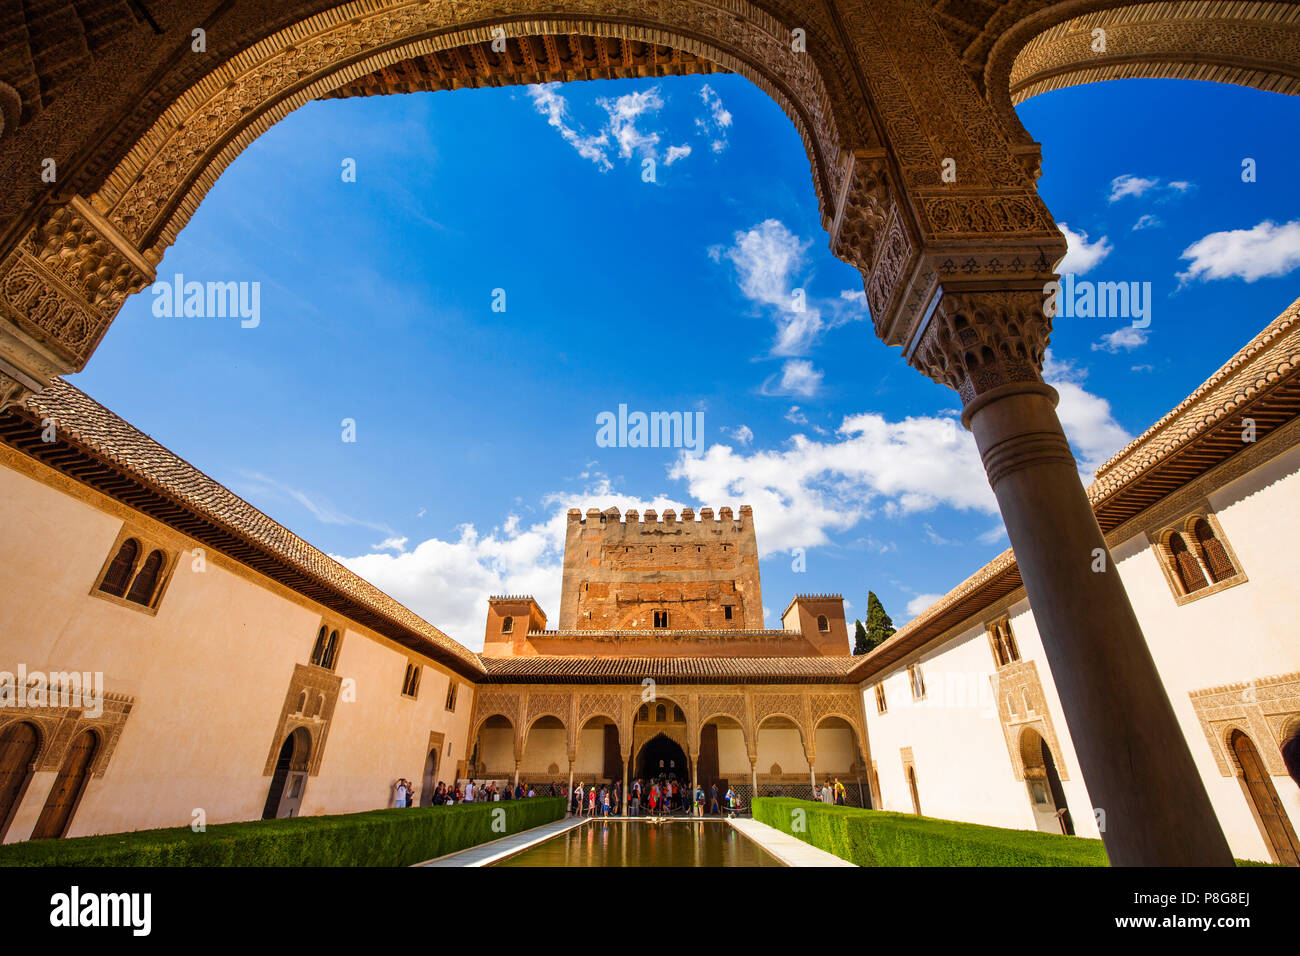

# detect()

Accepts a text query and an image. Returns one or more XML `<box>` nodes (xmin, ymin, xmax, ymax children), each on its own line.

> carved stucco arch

<box><xmin>985</xmin><ymin>0</ymin><xmax>1300</xmax><ymax>145</ymax></box>
<box><xmin>85</xmin><ymin>0</ymin><xmax>869</xmax><ymax>269</ymax></box>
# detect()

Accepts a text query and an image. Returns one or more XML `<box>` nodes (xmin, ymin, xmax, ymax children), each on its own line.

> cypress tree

<box><xmin>865</xmin><ymin>591</ymin><xmax>896</xmax><ymax>650</ymax></box>
<box><xmin>853</xmin><ymin>619</ymin><xmax>869</xmax><ymax>655</ymax></box>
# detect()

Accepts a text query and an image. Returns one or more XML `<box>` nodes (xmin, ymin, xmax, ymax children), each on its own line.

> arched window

<box><xmin>322</xmin><ymin>630</ymin><xmax>339</xmax><ymax>669</ymax></box>
<box><xmin>295</xmin><ymin>691</ymin><xmax>307</xmax><ymax>714</ymax></box>
<box><xmin>310</xmin><ymin>626</ymin><xmax>328</xmax><ymax>666</ymax></box>
<box><xmin>99</xmin><ymin>538</ymin><xmax>138</xmax><ymax>597</ymax></box>
<box><xmin>1193</xmin><ymin>519</ymin><xmax>1235</xmax><ymax>582</ymax></box>
<box><xmin>1168</xmin><ymin>533</ymin><xmax>1208</xmax><ymax>594</ymax></box>
<box><xmin>125</xmin><ymin>549</ymin><xmax>164</xmax><ymax>605</ymax></box>
<box><xmin>638</xmin><ymin>704</ymin><xmax>648</xmax><ymax>721</ymax></box>
<box><xmin>502</xmin><ymin>616</ymin><xmax>514</xmax><ymax>634</ymax></box>
<box><xmin>817</xmin><ymin>614</ymin><xmax>830</xmax><ymax>633</ymax></box>
<box><xmin>655</xmin><ymin>704</ymin><xmax>666</xmax><ymax>722</ymax></box>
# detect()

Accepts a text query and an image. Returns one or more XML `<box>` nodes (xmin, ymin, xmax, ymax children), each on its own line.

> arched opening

<box><xmin>262</xmin><ymin>726</ymin><xmax>311</xmax><ymax>820</ymax></box>
<box><xmin>0</xmin><ymin>720</ymin><xmax>40</xmax><ymax>840</ymax></box>
<box><xmin>635</xmin><ymin>734</ymin><xmax>688</xmax><ymax>789</ymax></box>
<box><xmin>755</xmin><ymin>715</ymin><xmax>810</xmax><ymax>801</ymax></box>
<box><xmin>125</xmin><ymin>548</ymin><xmax>164</xmax><ymax>605</ymax></box>
<box><xmin>31</xmin><ymin>729</ymin><xmax>98</xmax><ymax>840</ymax></box>
<box><xmin>1230</xmin><ymin>729</ymin><xmax>1300</xmax><ymax>865</ymax></box>
<box><xmin>572</xmin><ymin>714</ymin><xmax>622</xmax><ymax>812</ymax></box>
<box><xmin>98</xmin><ymin>538</ymin><xmax>138</xmax><ymax>597</ymax></box>
<box><xmin>813</xmin><ymin>715</ymin><xmax>868</xmax><ymax>808</ymax></box>
<box><xmin>521</xmin><ymin>714</ymin><xmax>568</xmax><ymax>789</ymax></box>
<box><xmin>697</xmin><ymin>714</ymin><xmax>746</xmax><ymax>812</ymax></box>
<box><xmin>469</xmin><ymin>714</ymin><xmax>515</xmax><ymax>783</ymax></box>
<box><xmin>1020</xmin><ymin>728</ymin><xmax>1073</xmax><ymax>835</ymax></box>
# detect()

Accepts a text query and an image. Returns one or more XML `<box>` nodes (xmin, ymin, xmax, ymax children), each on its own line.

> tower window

<box><xmin>817</xmin><ymin>614</ymin><xmax>829</xmax><ymax>632</ymax></box>
<box><xmin>502</xmin><ymin>615</ymin><xmax>514</xmax><ymax>634</ymax></box>
<box><xmin>723</xmin><ymin>605</ymin><xmax>733</xmax><ymax>621</ymax></box>
<box><xmin>653</xmin><ymin>610</ymin><xmax>669</xmax><ymax>628</ymax></box>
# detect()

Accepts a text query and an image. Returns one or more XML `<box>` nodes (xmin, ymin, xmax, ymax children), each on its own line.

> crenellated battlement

<box><xmin>567</xmin><ymin>504</ymin><xmax>753</xmax><ymax>525</ymax></box>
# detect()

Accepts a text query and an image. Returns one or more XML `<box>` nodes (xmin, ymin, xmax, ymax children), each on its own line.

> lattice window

<box><xmin>909</xmin><ymin>664</ymin><xmax>926</xmax><ymax>701</ymax></box>
<box><xmin>1168</xmin><ymin>532</ymin><xmax>1208</xmax><ymax>594</ymax></box>
<box><xmin>125</xmin><ymin>549</ymin><xmax>164</xmax><ymax>605</ymax></box>
<box><xmin>502</xmin><ymin>615</ymin><xmax>514</xmax><ymax>634</ymax></box>
<box><xmin>817</xmin><ymin>614</ymin><xmax>829</xmax><ymax>632</ymax></box>
<box><xmin>98</xmin><ymin>538</ymin><xmax>138</xmax><ymax>597</ymax></box>
<box><xmin>874</xmin><ymin>683</ymin><xmax>887</xmax><ymax>715</ymax></box>
<box><xmin>310</xmin><ymin>626</ymin><xmax>340</xmax><ymax>670</ymax></box>
<box><xmin>1193</xmin><ymin>519</ymin><xmax>1236</xmax><ymax>582</ymax></box>
<box><xmin>445</xmin><ymin>681</ymin><xmax>458</xmax><ymax>711</ymax></box>
<box><xmin>653</xmin><ymin>610</ymin><xmax>669</xmax><ymax>628</ymax></box>
<box><xmin>987</xmin><ymin>616</ymin><xmax>1020</xmax><ymax>668</ymax></box>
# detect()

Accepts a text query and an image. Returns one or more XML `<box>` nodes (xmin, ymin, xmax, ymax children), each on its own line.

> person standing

<box><xmin>694</xmin><ymin>785</ymin><xmax>704</xmax><ymax>818</ymax></box>
<box><xmin>709</xmin><ymin>782</ymin><xmax>720</xmax><ymax>815</ymax></box>
<box><xmin>394</xmin><ymin>778</ymin><xmax>408</xmax><ymax>809</ymax></box>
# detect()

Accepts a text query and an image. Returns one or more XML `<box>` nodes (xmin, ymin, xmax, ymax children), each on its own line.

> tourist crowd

<box><xmin>391</xmin><ymin>775</ymin><xmax>851</xmax><ymax>810</ymax></box>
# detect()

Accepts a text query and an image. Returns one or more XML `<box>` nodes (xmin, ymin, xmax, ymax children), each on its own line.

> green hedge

<box><xmin>753</xmin><ymin>798</ymin><xmax>1109</xmax><ymax>867</ymax></box>
<box><xmin>0</xmin><ymin>798</ymin><xmax>566</xmax><ymax>867</ymax></box>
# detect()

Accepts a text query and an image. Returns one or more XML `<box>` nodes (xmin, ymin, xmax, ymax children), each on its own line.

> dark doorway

<box><xmin>262</xmin><ymin>727</ymin><xmax>311</xmax><ymax>820</ymax></box>
<box><xmin>420</xmin><ymin>747</ymin><xmax>438</xmax><ymax>806</ymax></box>
<box><xmin>31</xmin><ymin>729</ymin><xmax>97</xmax><ymax>840</ymax></box>
<box><xmin>0</xmin><ymin>721</ymin><xmax>39</xmax><ymax>839</ymax></box>
<box><xmin>1041</xmin><ymin>739</ymin><xmax>1074</xmax><ymax>835</ymax></box>
<box><xmin>1232</xmin><ymin>730</ymin><xmax>1300</xmax><ymax>865</ymax></box>
<box><xmin>635</xmin><ymin>733</ymin><xmax>688</xmax><ymax>784</ymax></box>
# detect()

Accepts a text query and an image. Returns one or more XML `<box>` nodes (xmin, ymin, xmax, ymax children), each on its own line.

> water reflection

<box><xmin>492</xmin><ymin>821</ymin><xmax>782</xmax><ymax>867</ymax></box>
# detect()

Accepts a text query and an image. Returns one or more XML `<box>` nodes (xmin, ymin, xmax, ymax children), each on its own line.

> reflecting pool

<box><xmin>491</xmin><ymin>819</ymin><xmax>782</xmax><ymax>867</ymax></box>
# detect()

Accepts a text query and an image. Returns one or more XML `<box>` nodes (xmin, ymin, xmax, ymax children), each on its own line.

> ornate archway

<box><xmin>1</xmin><ymin>0</ymin><xmax>1278</xmax><ymax>865</ymax></box>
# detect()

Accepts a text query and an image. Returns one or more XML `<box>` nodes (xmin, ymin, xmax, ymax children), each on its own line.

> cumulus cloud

<box><xmin>1056</xmin><ymin>222</ymin><xmax>1112</xmax><ymax>275</ymax></box>
<box><xmin>770</xmin><ymin>359</ymin><xmax>823</xmax><ymax>397</ymax></box>
<box><xmin>1092</xmin><ymin>326</ymin><xmax>1150</xmax><ymax>353</ymax></box>
<box><xmin>1178</xmin><ymin>219</ymin><xmax>1300</xmax><ymax>284</ymax></box>
<box><xmin>664</xmin><ymin>144</ymin><xmax>692</xmax><ymax>165</ymax></box>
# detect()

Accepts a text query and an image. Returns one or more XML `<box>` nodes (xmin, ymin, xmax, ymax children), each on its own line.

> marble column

<box><xmin>909</xmin><ymin>288</ymin><xmax>1234</xmax><ymax>866</ymax></box>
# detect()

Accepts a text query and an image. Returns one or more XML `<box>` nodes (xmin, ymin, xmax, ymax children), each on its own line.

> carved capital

<box><xmin>0</xmin><ymin>197</ymin><xmax>153</xmax><ymax>389</ymax></box>
<box><xmin>908</xmin><ymin>289</ymin><xmax>1051</xmax><ymax>406</ymax></box>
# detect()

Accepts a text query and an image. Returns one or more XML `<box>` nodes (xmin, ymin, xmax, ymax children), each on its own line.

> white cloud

<box><xmin>1178</xmin><ymin>219</ymin><xmax>1300</xmax><ymax>284</ymax></box>
<box><xmin>774</xmin><ymin>359</ymin><xmax>823</xmax><ymax>397</ymax></box>
<box><xmin>729</xmin><ymin>424</ymin><xmax>754</xmax><ymax>445</ymax></box>
<box><xmin>784</xmin><ymin>406</ymin><xmax>808</xmax><ymax>425</ymax></box>
<box><xmin>1092</xmin><ymin>326</ymin><xmax>1150</xmax><ymax>353</ymax></box>
<box><xmin>840</xmin><ymin>289</ymin><xmax>867</xmax><ymax>306</ymax></box>
<box><xmin>526</xmin><ymin>85</ymin><xmax>612</xmax><ymax>171</ymax></box>
<box><xmin>977</xmin><ymin>523</ymin><xmax>1007</xmax><ymax>545</ymax></box>
<box><xmin>1056</xmin><ymin>222</ymin><xmax>1112</xmax><ymax>275</ymax></box>
<box><xmin>1132</xmin><ymin>214</ymin><xmax>1162</xmax><ymax>231</ymax></box>
<box><xmin>696</xmin><ymin>84</ymin><xmax>732</xmax><ymax>154</ymax></box>
<box><xmin>1108</xmin><ymin>174</ymin><xmax>1160</xmax><ymax>202</ymax></box>
<box><xmin>236</xmin><ymin>471</ymin><xmax>397</xmax><ymax>538</ymax></box>
<box><xmin>372</xmin><ymin>536</ymin><xmax>408</xmax><ymax>554</ymax></box>
<box><xmin>664</xmin><ymin>144</ymin><xmax>692</xmax><ymax>165</ymax></box>
<box><xmin>600</xmin><ymin>88</ymin><xmax>663</xmax><ymax>160</ymax></box>
<box><xmin>905</xmin><ymin>593</ymin><xmax>943</xmax><ymax>619</ymax></box>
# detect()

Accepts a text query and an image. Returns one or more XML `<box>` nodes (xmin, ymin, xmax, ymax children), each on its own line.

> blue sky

<box><xmin>69</xmin><ymin>74</ymin><xmax>1300</xmax><ymax>648</ymax></box>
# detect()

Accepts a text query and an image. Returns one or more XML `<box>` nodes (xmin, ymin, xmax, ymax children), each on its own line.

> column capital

<box><xmin>907</xmin><ymin>288</ymin><xmax>1054</xmax><ymax>407</ymax></box>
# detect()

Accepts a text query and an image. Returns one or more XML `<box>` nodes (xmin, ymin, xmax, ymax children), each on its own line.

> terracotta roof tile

<box><xmin>479</xmin><ymin>655</ymin><xmax>860</xmax><ymax>683</ymax></box>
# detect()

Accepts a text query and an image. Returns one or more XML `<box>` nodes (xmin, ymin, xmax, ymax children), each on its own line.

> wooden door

<box><xmin>1232</xmin><ymin>731</ymin><xmax>1299</xmax><ymax>866</ymax></box>
<box><xmin>0</xmin><ymin>722</ymin><xmax>39</xmax><ymax>838</ymax></box>
<box><xmin>31</xmin><ymin>730</ymin><xmax>97</xmax><ymax>840</ymax></box>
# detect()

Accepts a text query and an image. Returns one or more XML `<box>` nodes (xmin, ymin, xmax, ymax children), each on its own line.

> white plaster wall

<box><xmin>717</xmin><ymin>726</ymin><xmax>749</xmax><ymax>775</ymax></box>
<box><xmin>813</xmin><ymin>726</ymin><xmax>855</xmax><ymax>774</ymax></box>
<box><xmin>859</xmin><ymin>444</ymin><xmax>1300</xmax><ymax>861</ymax></box>
<box><xmin>1106</xmin><ymin>443</ymin><xmax>1300</xmax><ymax>861</ymax></box>
<box><xmin>0</xmin><ymin>461</ymin><xmax>471</xmax><ymax>838</ymax></box>
<box><xmin>575</xmin><ymin>726</ymin><xmax>606</xmax><ymax>776</ymax></box>
<box><xmin>755</xmin><ymin>726</ymin><xmax>809</xmax><ymax>775</ymax></box>
<box><xmin>520</xmin><ymin>726</ymin><xmax>567</xmax><ymax>775</ymax></box>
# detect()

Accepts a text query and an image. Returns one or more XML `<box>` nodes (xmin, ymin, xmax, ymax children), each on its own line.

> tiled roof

<box><xmin>479</xmin><ymin>655</ymin><xmax>861</xmax><ymax>684</ymax></box>
<box><xmin>7</xmin><ymin>381</ymin><xmax>485</xmax><ymax>677</ymax></box>
<box><xmin>847</xmin><ymin>296</ymin><xmax>1300</xmax><ymax>683</ymax></box>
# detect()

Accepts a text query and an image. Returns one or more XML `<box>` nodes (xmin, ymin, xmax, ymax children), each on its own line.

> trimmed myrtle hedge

<box><xmin>0</xmin><ymin>798</ymin><xmax>566</xmax><ymax>867</ymax></box>
<box><xmin>753</xmin><ymin>797</ymin><xmax>1109</xmax><ymax>867</ymax></box>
